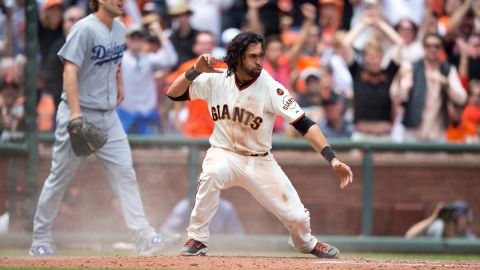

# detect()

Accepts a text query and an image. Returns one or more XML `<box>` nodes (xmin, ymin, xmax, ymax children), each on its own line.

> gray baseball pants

<box><xmin>32</xmin><ymin>101</ymin><xmax>156</xmax><ymax>246</ymax></box>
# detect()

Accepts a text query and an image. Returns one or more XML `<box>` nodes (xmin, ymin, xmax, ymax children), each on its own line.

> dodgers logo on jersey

<box><xmin>91</xmin><ymin>43</ymin><xmax>126</xmax><ymax>66</ymax></box>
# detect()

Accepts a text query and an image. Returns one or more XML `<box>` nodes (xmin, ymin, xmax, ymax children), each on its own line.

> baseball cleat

<box><xmin>309</xmin><ymin>241</ymin><xmax>339</xmax><ymax>259</ymax></box>
<box><xmin>137</xmin><ymin>233</ymin><xmax>180</xmax><ymax>255</ymax></box>
<box><xmin>29</xmin><ymin>245</ymin><xmax>56</xmax><ymax>256</ymax></box>
<box><xmin>179</xmin><ymin>239</ymin><xmax>208</xmax><ymax>256</ymax></box>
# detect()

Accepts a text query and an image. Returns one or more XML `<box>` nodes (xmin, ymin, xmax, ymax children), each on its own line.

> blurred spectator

<box><xmin>441</xmin><ymin>0</ymin><xmax>477</xmax><ymax>66</ymax></box>
<box><xmin>405</xmin><ymin>201</ymin><xmax>476</xmax><ymax>240</ymax></box>
<box><xmin>443</xmin><ymin>0</ymin><xmax>475</xmax><ymax>42</ymax></box>
<box><xmin>262</xmin><ymin>3</ymin><xmax>315</xmax><ymax>91</ymax></box>
<box><xmin>118</xmin><ymin>23</ymin><xmax>177</xmax><ymax>134</ymax></box>
<box><xmin>474</xmin><ymin>0</ymin><xmax>480</xmax><ymax>32</ymax></box>
<box><xmin>168</xmin><ymin>2</ymin><xmax>197</xmax><ymax>69</ymax></box>
<box><xmin>455</xmin><ymin>33</ymin><xmax>480</xmax><ymax>84</ymax></box>
<box><xmin>0</xmin><ymin>77</ymin><xmax>24</xmax><ymax>142</ymax></box>
<box><xmin>0</xmin><ymin>0</ymin><xmax>13</xmax><ymax>57</ymax></box>
<box><xmin>221</xmin><ymin>0</ymin><xmax>247</xmax><ymax>31</ymax></box>
<box><xmin>342</xmin><ymin>13</ymin><xmax>404</xmax><ymax>141</ymax></box>
<box><xmin>461</xmin><ymin>80</ymin><xmax>480</xmax><ymax>140</ymax></box>
<box><xmin>295</xmin><ymin>67</ymin><xmax>323</xmax><ymax>127</ymax></box>
<box><xmin>348</xmin><ymin>0</ymin><xmax>382</xmax><ymax>50</ymax></box>
<box><xmin>37</xmin><ymin>0</ymin><xmax>64</xmax><ymax>131</ymax></box>
<box><xmin>160</xmin><ymin>197</ymin><xmax>244</xmax><ymax>234</ymax></box>
<box><xmin>318</xmin><ymin>0</ymin><xmax>344</xmax><ymax>35</ymax></box>
<box><xmin>382</xmin><ymin>0</ymin><xmax>425</xmax><ymax>27</ymax></box>
<box><xmin>0</xmin><ymin>0</ymin><xmax>25</xmax><ymax>57</ymax></box>
<box><xmin>386</xmin><ymin>18</ymin><xmax>424</xmax><ymax>64</ymax></box>
<box><xmin>318</xmin><ymin>31</ymin><xmax>353</xmax><ymax>97</ymax></box>
<box><xmin>38</xmin><ymin>0</ymin><xmax>64</xmax><ymax>67</ymax></box>
<box><xmin>400</xmin><ymin>33</ymin><xmax>467</xmax><ymax>142</ymax></box>
<box><xmin>38</xmin><ymin>5</ymin><xmax>85</xmax><ymax>132</ymax></box>
<box><xmin>297</xmin><ymin>68</ymin><xmax>322</xmax><ymax>109</ymax></box>
<box><xmin>166</xmin><ymin>31</ymin><xmax>225</xmax><ymax>138</ymax></box>
<box><xmin>188</xmin><ymin>0</ymin><xmax>234</xmax><ymax>42</ymax></box>
<box><xmin>244</xmin><ymin>0</ymin><xmax>280</xmax><ymax>37</ymax></box>
<box><xmin>446</xmin><ymin>79</ymin><xmax>480</xmax><ymax>143</ymax></box>
<box><xmin>318</xmin><ymin>88</ymin><xmax>354</xmax><ymax>139</ymax></box>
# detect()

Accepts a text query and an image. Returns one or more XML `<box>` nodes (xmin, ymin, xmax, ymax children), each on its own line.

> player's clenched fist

<box><xmin>194</xmin><ymin>54</ymin><xmax>223</xmax><ymax>73</ymax></box>
<box><xmin>331</xmin><ymin>159</ymin><xmax>353</xmax><ymax>189</ymax></box>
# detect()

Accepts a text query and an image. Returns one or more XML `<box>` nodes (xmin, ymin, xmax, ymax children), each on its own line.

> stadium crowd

<box><xmin>0</xmin><ymin>0</ymin><xmax>479</xmax><ymax>143</ymax></box>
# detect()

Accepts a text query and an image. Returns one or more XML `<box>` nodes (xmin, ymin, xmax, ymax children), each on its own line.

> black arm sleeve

<box><xmin>167</xmin><ymin>88</ymin><xmax>189</xmax><ymax>101</ymax></box>
<box><xmin>291</xmin><ymin>115</ymin><xmax>316</xmax><ymax>136</ymax></box>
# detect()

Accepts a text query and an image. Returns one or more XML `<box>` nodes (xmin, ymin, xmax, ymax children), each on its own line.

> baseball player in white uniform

<box><xmin>167</xmin><ymin>32</ymin><xmax>353</xmax><ymax>258</ymax></box>
<box><xmin>30</xmin><ymin>0</ymin><xmax>170</xmax><ymax>256</ymax></box>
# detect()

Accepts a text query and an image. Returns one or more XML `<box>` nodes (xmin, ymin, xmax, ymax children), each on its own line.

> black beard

<box><xmin>240</xmin><ymin>62</ymin><xmax>261</xmax><ymax>79</ymax></box>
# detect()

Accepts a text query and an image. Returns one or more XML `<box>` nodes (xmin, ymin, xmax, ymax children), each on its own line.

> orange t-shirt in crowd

<box><xmin>167</xmin><ymin>58</ymin><xmax>227</xmax><ymax>138</ymax></box>
<box><xmin>37</xmin><ymin>94</ymin><xmax>55</xmax><ymax>132</ymax></box>
<box><xmin>446</xmin><ymin>105</ymin><xmax>480</xmax><ymax>142</ymax></box>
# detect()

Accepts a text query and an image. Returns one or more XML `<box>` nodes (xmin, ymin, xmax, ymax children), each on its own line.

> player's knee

<box><xmin>109</xmin><ymin>165</ymin><xmax>136</xmax><ymax>184</ymax></box>
<box><xmin>283</xmin><ymin>210</ymin><xmax>309</xmax><ymax>227</ymax></box>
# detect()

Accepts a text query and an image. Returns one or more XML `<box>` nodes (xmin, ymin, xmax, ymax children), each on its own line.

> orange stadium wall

<box><xmin>1</xmin><ymin>149</ymin><xmax>479</xmax><ymax>237</ymax></box>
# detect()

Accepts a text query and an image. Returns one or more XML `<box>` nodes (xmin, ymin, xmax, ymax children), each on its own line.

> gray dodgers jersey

<box><xmin>58</xmin><ymin>14</ymin><xmax>126</xmax><ymax>110</ymax></box>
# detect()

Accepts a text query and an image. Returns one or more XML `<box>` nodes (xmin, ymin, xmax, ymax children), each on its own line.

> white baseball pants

<box><xmin>187</xmin><ymin>147</ymin><xmax>317</xmax><ymax>253</ymax></box>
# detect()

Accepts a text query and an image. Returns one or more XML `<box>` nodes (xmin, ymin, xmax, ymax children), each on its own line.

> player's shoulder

<box><xmin>64</xmin><ymin>15</ymin><xmax>93</xmax><ymax>41</ymax></box>
<box><xmin>258</xmin><ymin>69</ymin><xmax>287</xmax><ymax>93</ymax></box>
<box><xmin>76</xmin><ymin>14</ymin><xmax>97</xmax><ymax>28</ymax></box>
<box><xmin>68</xmin><ymin>14</ymin><xmax>97</xmax><ymax>34</ymax></box>
<box><xmin>113</xmin><ymin>18</ymin><xmax>127</xmax><ymax>33</ymax></box>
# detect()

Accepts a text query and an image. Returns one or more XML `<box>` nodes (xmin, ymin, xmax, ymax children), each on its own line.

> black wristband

<box><xmin>321</xmin><ymin>146</ymin><xmax>336</xmax><ymax>163</ymax></box>
<box><xmin>185</xmin><ymin>67</ymin><xmax>201</xmax><ymax>81</ymax></box>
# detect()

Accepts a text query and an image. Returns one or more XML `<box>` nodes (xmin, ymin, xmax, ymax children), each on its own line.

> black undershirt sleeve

<box><xmin>291</xmin><ymin>115</ymin><xmax>316</xmax><ymax>136</ymax></box>
<box><xmin>167</xmin><ymin>88</ymin><xmax>189</xmax><ymax>101</ymax></box>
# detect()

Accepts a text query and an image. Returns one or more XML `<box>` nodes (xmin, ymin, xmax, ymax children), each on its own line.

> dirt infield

<box><xmin>1</xmin><ymin>255</ymin><xmax>479</xmax><ymax>270</ymax></box>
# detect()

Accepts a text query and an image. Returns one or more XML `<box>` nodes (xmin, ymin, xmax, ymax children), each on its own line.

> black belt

<box><xmin>249</xmin><ymin>152</ymin><xmax>269</xmax><ymax>157</ymax></box>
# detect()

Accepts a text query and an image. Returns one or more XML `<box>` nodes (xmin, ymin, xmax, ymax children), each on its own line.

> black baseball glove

<box><xmin>67</xmin><ymin>116</ymin><xmax>107</xmax><ymax>156</ymax></box>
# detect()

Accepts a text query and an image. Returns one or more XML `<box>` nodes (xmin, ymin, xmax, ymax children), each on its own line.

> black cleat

<box><xmin>179</xmin><ymin>239</ymin><xmax>208</xmax><ymax>256</ymax></box>
<box><xmin>310</xmin><ymin>241</ymin><xmax>339</xmax><ymax>259</ymax></box>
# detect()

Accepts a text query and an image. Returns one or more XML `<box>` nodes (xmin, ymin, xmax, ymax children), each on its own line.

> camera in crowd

<box><xmin>438</xmin><ymin>201</ymin><xmax>474</xmax><ymax>223</ymax></box>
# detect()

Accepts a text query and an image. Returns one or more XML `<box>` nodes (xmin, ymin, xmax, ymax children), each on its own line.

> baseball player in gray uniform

<box><xmin>167</xmin><ymin>32</ymin><xmax>353</xmax><ymax>258</ymax></box>
<box><xmin>30</xmin><ymin>0</ymin><xmax>169</xmax><ymax>256</ymax></box>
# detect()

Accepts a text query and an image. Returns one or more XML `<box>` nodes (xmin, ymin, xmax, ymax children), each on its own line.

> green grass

<box><xmin>341</xmin><ymin>252</ymin><xmax>480</xmax><ymax>261</ymax></box>
<box><xmin>2</xmin><ymin>249</ymin><xmax>480</xmax><ymax>260</ymax></box>
<box><xmin>0</xmin><ymin>249</ymin><xmax>136</xmax><ymax>257</ymax></box>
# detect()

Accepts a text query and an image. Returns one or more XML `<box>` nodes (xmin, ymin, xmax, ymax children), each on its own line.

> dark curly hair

<box><xmin>223</xmin><ymin>32</ymin><xmax>264</xmax><ymax>77</ymax></box>
<box><xmin>89</xmin><ymin>0</ymin><xmax>99</xmax><ymax>12</ymax></box>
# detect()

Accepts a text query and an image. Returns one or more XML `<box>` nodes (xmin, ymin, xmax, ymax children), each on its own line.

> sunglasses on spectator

<box><xmin>425</xmin><ymin>43</ymin><xmax>441</xmax><ymax>49</ymax></box>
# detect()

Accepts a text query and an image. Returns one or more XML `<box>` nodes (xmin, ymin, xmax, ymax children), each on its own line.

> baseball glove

<box><xmin>67</xmin><ymin>116</ymin><xmax>107</xmax><ymax>156</ymax></box>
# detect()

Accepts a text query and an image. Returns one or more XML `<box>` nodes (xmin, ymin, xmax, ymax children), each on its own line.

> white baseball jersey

<box><xmin>189</xmin><ymin>69</ymin><xmax>304</xmax><ymax>155</ymax></box>
<box><xmin>185</xmin><ymin>69</ymin><xmax>318</xmax><ymax>253</ymax></box>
